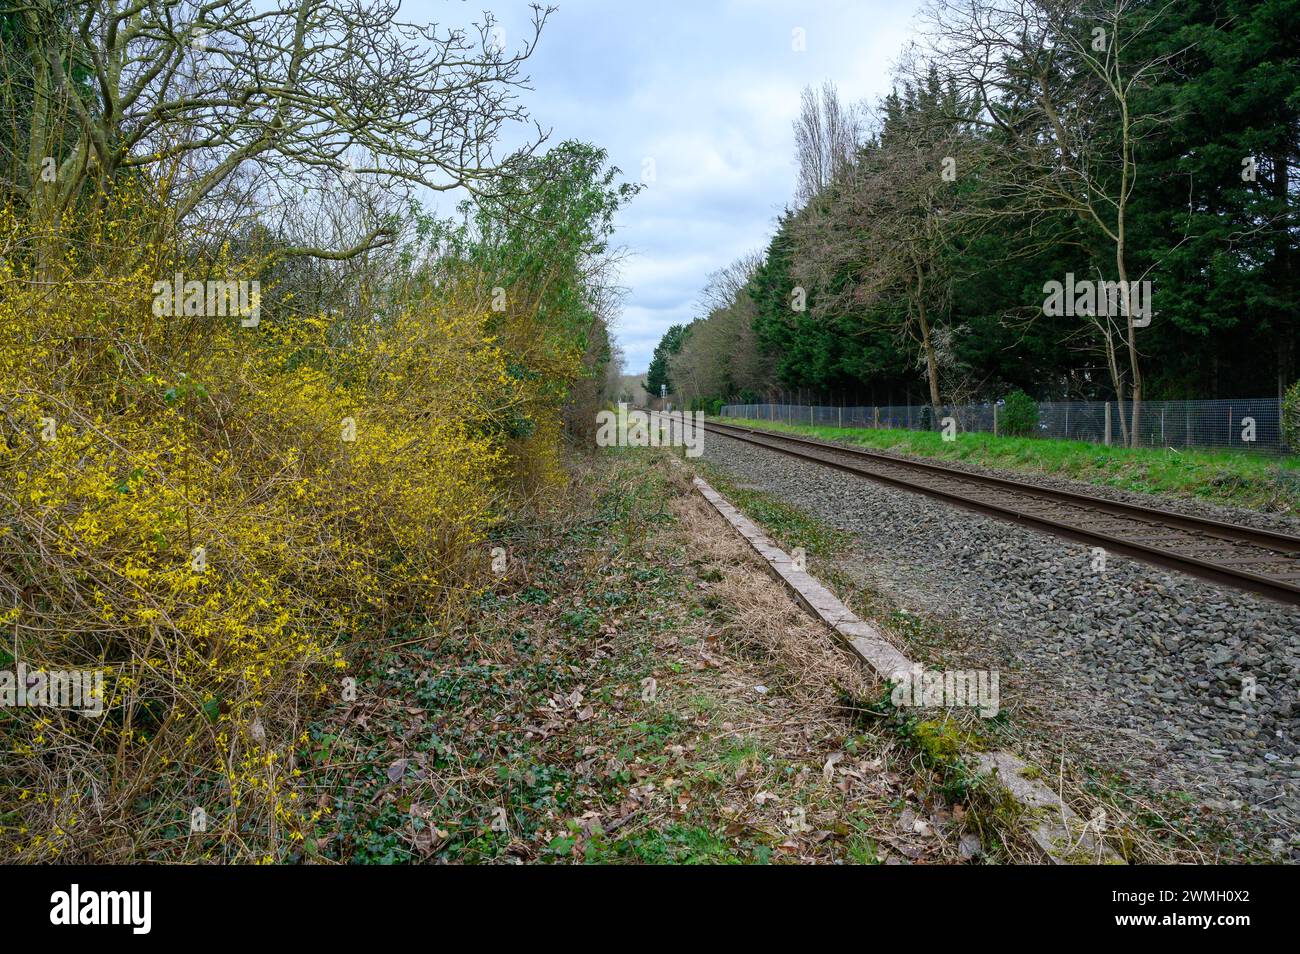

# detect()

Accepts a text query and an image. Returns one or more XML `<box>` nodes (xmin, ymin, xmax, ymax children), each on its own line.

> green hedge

<box><xmin>1284</xmin><ymin>381</ymin><xmax>1300</xmax><ymax>451</ymax></box>
<box><xmin>1001</xmin><ymin>390</ymin><xmax>1039</xmax><ymax>437</ymax></box>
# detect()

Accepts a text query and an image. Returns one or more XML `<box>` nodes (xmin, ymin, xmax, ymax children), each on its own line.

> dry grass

<box><xmin>644</xmin><ymin>482</ymin><xmax>973</xmax><ymax>863</ymax></box>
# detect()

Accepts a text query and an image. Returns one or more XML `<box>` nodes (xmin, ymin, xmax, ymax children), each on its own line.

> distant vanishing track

<box><xmin>701</xmin><ymin>419</ymin><xmax>1300</xmax><ymax>606</ymax></box>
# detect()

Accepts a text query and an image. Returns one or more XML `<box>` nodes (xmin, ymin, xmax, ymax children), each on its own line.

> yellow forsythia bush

<box><xmin>0</xmin><ymin>199</ymin><xmax>519</xmax><ymax>861</ymax></box>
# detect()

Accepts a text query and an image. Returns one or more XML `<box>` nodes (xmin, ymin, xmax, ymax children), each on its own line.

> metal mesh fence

<box><xmin>719</xmin><ymin>398</ymin><xmax>1288</xmax><ymax>454</ymax></box>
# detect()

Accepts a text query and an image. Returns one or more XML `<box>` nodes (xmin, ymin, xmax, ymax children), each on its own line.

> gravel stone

<box><xmin>703</xmin><ymin>432</ymin><xmax>1300</xmax><ymax>852</ymax></box>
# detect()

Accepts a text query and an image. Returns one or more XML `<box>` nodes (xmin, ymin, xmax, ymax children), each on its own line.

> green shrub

<box><xmin>689</xmin><ymin>397</ymin><xmax>724</xmax><ymax>415</ymax></box>
<box><xmin>1284</xmin><ymin>381</ymin><xmax>1300</xmax><ymax>451</ymax></box>
<box><xmin>1001</xmin><ymin>390</ymin><xmax>1039</xmax><ymax>437</ymax></box>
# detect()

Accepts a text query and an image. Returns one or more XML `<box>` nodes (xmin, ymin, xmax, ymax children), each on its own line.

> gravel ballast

<box><xmin>702</xmin><ymin>431</ymin><xmax>1300</xmax><ymax>856</ymax></box>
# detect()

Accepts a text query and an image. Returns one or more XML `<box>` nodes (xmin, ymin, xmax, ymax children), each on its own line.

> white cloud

<box><xmin>409</xmin><ymin>0</ymin><xmax>924</xmax><ymax>372</ymax></box>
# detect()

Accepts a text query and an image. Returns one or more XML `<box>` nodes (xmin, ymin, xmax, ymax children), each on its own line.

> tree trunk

<box><xmin>1274</xmin><ymin>147</ymin><xmax>1295</xmax><ymax>400</ymax></box>
<box><xmin>1097</xmin><ymin>316</ymin><xmax>1129</xmax><ymax>445</ymax></box>
<box><xmin>1113</xmin><ymin>79</ymin><xmax>1144</xmax><ymax>449</ymax></box>
<box><xmin>1116</xmin><ymin>251</ymin><xmax>1143</xmax><ymax>449</ymax></box>
<box><xmin>912</xmin><ymin>269</ymin><xmax>942</xmax><ymax>428</ymax></box>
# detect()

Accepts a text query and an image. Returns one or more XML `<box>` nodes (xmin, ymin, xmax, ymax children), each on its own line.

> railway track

<box><xmin>702</xmin><ymin>418</ymin><xmax>1300</xmax><ymax>606</ymax></box>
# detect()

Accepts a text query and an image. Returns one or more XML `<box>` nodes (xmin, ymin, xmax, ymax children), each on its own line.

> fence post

<box><xmin>810</xmin><ymin>404</ymin><xmax>814</xmax><ymax>426</ymax></box>
<box><xmin>993</xmin><ymin>403</ymin><xmax>998</xmax><ymax>436</ymax></box>
<box><xmin>1104</xmin><ymin>402</ymin><xmax>1112</xmax><ymax>446</ymax></box>
<box><xmin>838</xmin><ymin>405</ymin><xmax>843</xmax><ymax>429</ymax></box>
<box><xmin>873</xmin><ymin>406</ymin><xmax>880</xmax><ymax>429</ymax></box>
<box><xmin>1161</xmin><ymin>407</ymin><xmax>1165</xmax><ymax>445</ymax></box>
<box><xmin>1064</xmin><ymin>404</ymin><xmax>1069</xmax><ymax>440</ymax></box>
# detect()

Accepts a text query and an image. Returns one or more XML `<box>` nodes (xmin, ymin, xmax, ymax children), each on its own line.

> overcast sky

<box><xmin>412</xmin><ymin>0</ymin><xmax>923</xmax><ymax>373</ymax></box>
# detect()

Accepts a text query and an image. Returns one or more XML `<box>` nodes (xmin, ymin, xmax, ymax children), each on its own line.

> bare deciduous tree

<box><xmin>696</xmin><ymin>249</ymin><xmax>762</xmax><ymax>314</ymax></box>
<box><xmin>919</xmin><ymin>0</ymin><xmax>1180</xmax><ymax>445</ymax></box>
<box><xmin>668</xmin><ymin>294</ymin><xmax>771</xmax><ymax>406</ymax></box>
<box><xmin>4</xmin><ymin>0</ymin><xmax>552</xmax><ymax>264</ymax></box>
<box><xmin>790</xmin><ymin>77</ymin><xmax>979</xmax><ymax>420</ymax></box>
<box><xmin>793</xmin><ymin>81</ymin><xmax>862</xmax><ymax>205</ymax></box>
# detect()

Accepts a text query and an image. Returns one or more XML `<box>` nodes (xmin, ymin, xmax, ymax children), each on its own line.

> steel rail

<box><xmin>702</xmin><ymin>418</ymin><xmax>1300</xmax><ymax>606</ymax></box>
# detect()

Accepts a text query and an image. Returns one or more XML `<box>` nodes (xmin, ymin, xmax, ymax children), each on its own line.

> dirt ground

<box><xmin>300</xmin><ymin>449</ymin><xmax>979</xmax><ymax>864</ymax></box>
